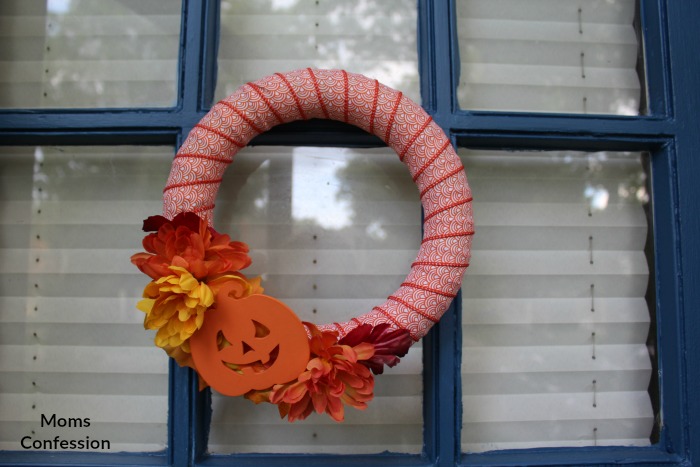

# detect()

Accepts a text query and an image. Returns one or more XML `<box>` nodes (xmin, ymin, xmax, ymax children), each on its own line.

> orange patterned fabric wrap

<box><xmin>163</xmin><ymin>68</ymin><xmax>474</xmax><ymax>341</ymax></box>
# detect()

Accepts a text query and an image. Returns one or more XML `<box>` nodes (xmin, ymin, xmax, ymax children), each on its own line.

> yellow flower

<box><xmin>137</xmin><ymin>270</ymin><xmax>265</xmax><ymax>375</ymax></box>
<box><xmin>137</xmin><ymin>266</ymin><xmax>214</xmax><ymax>348</ymax></box>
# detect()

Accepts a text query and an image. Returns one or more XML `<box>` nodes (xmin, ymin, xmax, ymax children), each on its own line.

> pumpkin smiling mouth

<box><xmin>223</xmin><ymin>345</ymin><xmax>281</xmax><ymax>374</ymax></box>
<box><xmin>216</xmin><ymin>329</ymin><xmax>281</xmax><ymax>375</ymax></box>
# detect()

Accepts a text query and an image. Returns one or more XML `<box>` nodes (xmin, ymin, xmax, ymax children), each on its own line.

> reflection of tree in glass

<box><xmin>582</xmin><ymin>152</ymin><xmax>648</xmax><ymax>212</ymax></box>
<box><xmin>332</xmin><ymin>150</ymin><xmax>420</xmax><ymax>248</ymax></box>
<box><xmin>42</xmin><ymin>0</ymin><xmax>179</xmax><ymax>106</ymax></box>
<box><xmin>219</xmin><ymin>0</ymin><xmax>420</xmax><ymax>102</ymax></box>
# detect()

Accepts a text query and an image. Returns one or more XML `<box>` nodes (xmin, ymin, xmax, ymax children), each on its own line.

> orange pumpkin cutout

<box><xmin>189</xmin><ymin>282</ymin><xmax>310</xmax><ymax>396</ymax></box>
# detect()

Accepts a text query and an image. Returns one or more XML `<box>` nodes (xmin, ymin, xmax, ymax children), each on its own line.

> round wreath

<box><xmin>132</xmin><ymin>69</ymin><xmax>473</xmax><ymax>422</ymax></box>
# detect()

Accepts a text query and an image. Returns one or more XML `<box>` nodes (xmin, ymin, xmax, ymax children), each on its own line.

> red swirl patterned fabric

<box><xmin>163</xmin><ymin>68</ymin><xmax>474</xmax><ymax>341</ymax></box>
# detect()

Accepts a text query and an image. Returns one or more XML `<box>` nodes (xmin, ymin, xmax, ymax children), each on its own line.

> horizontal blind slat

<box><xmin>223</xmin><ymin>0</ymin><xmax>417</xmax><ymax>15</ymax></box>
<box><xmin>0</xmin><ymin>323</ymin><xmax>151</xmax><ymax>347</ymax></box>
<box><xmin>1</xmin><ymin>201</ymin><xmax>163</xmax><ymax>224</ymax></box>
<box><xmin>221</xmin><ymin>14</ymin><xmax>418</xmax><ymax>37</ymax></box>
<box><xmin>462</xmin><ymin>345</ymin><xmax>652</xmax><ymax>374</ymax></box>
<box><xmin>456</xmin><ymin>0</ymin><xmax>636</xmax><ymax>23</ymax></box>
<box><xmin>461</xmin><ymin>64</ymin><xmax>640</xmax><ymax>88</ymax></box>
<box><xmin>0</xmin><ymin>371</ymin><xmax>167</xmax><ymax>396</ymax></box>
<box><xmin>4</xmin><ymin>60</ymin><xmax>178</xmax><ymax>82</ymax></box>
<box><xmin>462</xmin><ymin>369</ymin><xmax>651</xmax><ymax>396</ymax></box>
<box><xmin>0</xmin><ymin>248</ymin><xmax>418</xmax><ymax>275</ymax></box>
<box><xmin>461</xmin><ymin>274</ymin><xmax>646</xmax><ymax>299</ymax></box>
<box><xmin>0</xmin><ymin>345</ymin><xmax>168</xmax><ymax>374</ymax></box>
<box><xmin>468</xmin><ymin>250</ymin><xmax>648</xmax><ymax>275</ymax></box>
<box><xmin>463</xmin><ymin>323</ymin><xmax>650</xmax><ymax>346</ymax></box>
<box><xmin>473</xmin><ymin>202</ymin><xmax>646</xmax><ymax>227</ymax></box>
<box><xmin>463</xmin><ymin>391</ymin><xmax>652</xmax><ymax>422</ymax></box>
<box><xmin>471</xmin><ymin>226</ymin><xmax>646</xmax><ymax>250</ymax></box>
<box><xmin>1</xmin><ymin>394</ymin><xmax>168</xmax><ymax>423</ymax></box>
<box><xmin>457</xmin><ymin>19</ymin><xmax>637</xmax><ymax>45</ymax></box>
<box><xmin>462</xmin><ymin>297</ymin><xmax>649</xmax><ymax>324</ymax></box>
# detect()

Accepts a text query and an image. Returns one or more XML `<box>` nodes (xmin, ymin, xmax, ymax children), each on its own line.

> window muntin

<box><xmin>205</xmin><ymin>146</ymin><xmax>423</xmax><ymax>454</ymax></box>
<box><xmin>455</xmin><ymin>0</ymin><xmax>646</xmax><ymax>115</ymax></box>
<box><xmin>0</xmin><ymin>0</ymin><xmax>181</xmax><ymax>108</ymax></box>
<box><xmin>216</xmin><ymin>0</ymin><xmax>420</xmax><ymax>104</ymax></box>
<box><xmin>459</xmin><ymin>149</ymin><xmax>656</xmax><ymax>452</ymax></box>
<box><xmin>0</xmin><ymin>146</ymin><xmax>171</xmax><ymax>452</ymax></box>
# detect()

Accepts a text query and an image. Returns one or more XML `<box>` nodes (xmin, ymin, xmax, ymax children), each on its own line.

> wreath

<box><xmin>131</xmin><ymin>69</ymin><xmax>473</xmax><ymax>422</ymax></box>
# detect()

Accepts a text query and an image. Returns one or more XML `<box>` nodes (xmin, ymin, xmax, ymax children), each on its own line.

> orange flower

<box><xmin>131</xmin><ymin>212</ymin><xmax>251</xmax><ymax>281</ymax></box>
<box><xmin>262</xmin><ymin>324</ymin><xmax>376</xmax><ymax>422</ymax></box>
<box><xmin>137</xmin><ymin>266</ymin><xmax>214</xmax><ymax>349</ymax></box>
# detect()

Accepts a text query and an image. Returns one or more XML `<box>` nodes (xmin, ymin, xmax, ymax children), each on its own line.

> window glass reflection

<box><xmin>208</xmin><ymin>146</ymin><xmax>424</xmax><ymax>454</ymax></box>
<box><xmin>216</xmin><ymin>0</ymin><xmax>420</xmax><ymax>104</ymax></box>
<box><xmin>456</xmin><ymin>0</ymin><xmax>646</xmax><ymax>115</ymax></box>
<box><xmin>459</xmin><ymin>149</ymin><xmax>657</xmax><ymax>451</ymax></box>
<box><xmin>0</xmin><ymin>146</ymin><xmax>172</xmax><ymax>451</ymax></box>
<box><xmin>0</xmin><ymin>0</ymin><xmax>181</xmax><ymax>108</ymax></box>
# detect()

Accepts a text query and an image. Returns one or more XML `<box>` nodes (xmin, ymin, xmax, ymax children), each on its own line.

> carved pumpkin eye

<box><xmin>253</xmin><ymin>321</ymin><xmax>270</xmax><ymax>338</ymax></box>
<box><xmin>190</xmin><ymin>282</ymin><xmax>310</xmax><ymax>397</ymax></box>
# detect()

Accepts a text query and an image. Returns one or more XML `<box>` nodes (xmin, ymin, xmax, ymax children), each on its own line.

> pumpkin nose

<box><xmin>241</xmin><ymin>341</ymin><xmax>255</xmax><ymax>355</ymax></box>
<box><xmin>240</xmin><ymin>340</ymin><xmax>272</xmax><ymax>365</ymax></box>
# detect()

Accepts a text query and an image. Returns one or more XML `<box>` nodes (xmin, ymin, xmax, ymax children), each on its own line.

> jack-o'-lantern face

<box><xmin>189</xmin><ymin>282</ymin><xmax>310</xmax><ymax>396</ymax></box>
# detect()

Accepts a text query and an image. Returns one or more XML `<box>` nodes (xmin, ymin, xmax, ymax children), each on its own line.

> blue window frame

<box><xmin>0</xmin><ymin>0</ymin><xmax>698</xmax><ymax>466</ymax></box>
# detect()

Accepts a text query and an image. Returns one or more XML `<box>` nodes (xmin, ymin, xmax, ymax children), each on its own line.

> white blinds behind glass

<box><xmin>0</xmin><ymin>146</ymin><xmax>171</xmax><ymax>451</ymax></box>
<box><xmin>460</xmin><ymin>150</ymin><xmax>654</xmax><ymax>452</ymax></box>
<box><xmin>0</xmin><ymin>0</ymin><xmax>180</xmax><ymax>108</ymax></box>
<box><xmin>456</xmin><ymin>0</ymin><xmax>642</xmax><ymax>114</ymax></box>
<box><xmin>216</xmin><ymin>0</ymin><xmax>420</xmax><ymax>103</ymax></box>
<box><xmin>207</xmin><ymin>147</ymin><xmax>423</xmax><ymax>454</ymax></box>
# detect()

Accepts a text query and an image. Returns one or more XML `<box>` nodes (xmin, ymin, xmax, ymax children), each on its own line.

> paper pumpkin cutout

<box><xmin>189</xmin><ymin>281</ymin><xmax>310</xmax><ymax>396</ymax></box>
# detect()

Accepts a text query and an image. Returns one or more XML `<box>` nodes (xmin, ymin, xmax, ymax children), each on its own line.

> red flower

<box><xmin>262</xmin><ymin>324</ymin><xmax>376</xmax><ymax>422</ymax></box>
<box><xmin>131</xmin><ymin>212</ymin><xmax>251</xmax><ymax>281</ymax></box>
<box><xmin>340</xmin><ymin>323</ymin><xmax>413</xmax><ymax>375</ymax></box>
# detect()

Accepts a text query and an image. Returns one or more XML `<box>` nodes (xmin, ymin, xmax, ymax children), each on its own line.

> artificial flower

<box><xmin>339</xmin><ymin>323</ymin><xmax>413</xmax><ymax>374</ymax></box>
<box><xmin>243</xmin><ymin>322</ymin><xmax>415</xmax><ymax>422</ymax></box>
<box><xmin>131</xmin><ymin>212</ymin><xmax>251</xmax><ymax>281</ymax></box>
<box><xmin>137</xmin><ymin>266</ymin><xmax>214</xmax><ymax>349</ymax></box>
<box><xmin>247</xmin><ymin>323</ymin><xmax>375</xmax><ymax>422</ymax></box>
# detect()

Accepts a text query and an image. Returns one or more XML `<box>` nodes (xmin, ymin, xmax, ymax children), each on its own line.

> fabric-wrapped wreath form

<box><xmin>132</xmin><ymin>68</ymin><xmax>473</xmax><ymax>422</ymax></box>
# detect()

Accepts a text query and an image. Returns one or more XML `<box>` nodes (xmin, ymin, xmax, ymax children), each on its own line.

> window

<box><xmin>0</xmin><ymin>0</ymin><xmax>181</xmax><ymax>108</ymax></box>
<box><xmin>0</xmin><ymin>145</ymin><xmax>172</xmax><ymax>453</ymax></box>
<box><xmin>1</xmin><ymin>1</ymin><xmax>698</xmax><ymax>466</ymax></box>
<box><xmin>459</xmin><ymin>149</ymin><xmax>655</xmax><ymax>451</ymax></box>
<box><xmin>454</xmin><ymin>0</ymin><xmax>645</xmax><ymax>114</ymax></box>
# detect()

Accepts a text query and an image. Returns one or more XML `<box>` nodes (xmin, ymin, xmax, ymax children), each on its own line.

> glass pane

<box><xmin>0</xmin><ymin>146</ymin><xmax>171</xmax><ymax>452</ymax></box>
<box><xmin>456</xmin><ymin>0</ymin><xmax>646</xmax><ymax>115</ymax></box>
<box><xmin>207</xmin><ymin>147</ymin><xmax>423</xmax><ymax>454</ymax></box>
<box><xmin>459</xmin><ymin>149</ymin><xmax>657</xmax><ymax>452</ymax></box>
<box><xmin>0</xmin><ymin>0</ymin><xmax>181</xmax><ymax>108</ymax></box>
<box><xmin>216</xmin><ymin>0</ymin><xmax>420</xmax><ymax>104</ymax></box>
